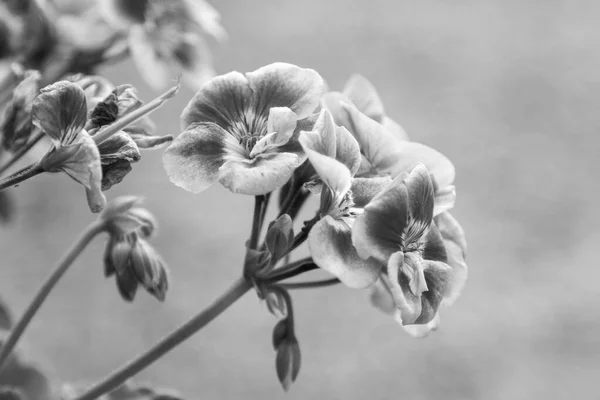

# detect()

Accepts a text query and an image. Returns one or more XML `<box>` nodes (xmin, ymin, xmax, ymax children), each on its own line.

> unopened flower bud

<box><xmin>129</xmin><ymin>237</ymin><xmax>169</xmax><ymax>302</ymax></box>
<box><xmin>273</xmin><ymin>324</ymin><xmax>301</xmax><ymax>391</ymax></box>
<box><xmin>265</xmin><ymin>215</ymin><xmax>294</xmax><ymax>262</ymax></box>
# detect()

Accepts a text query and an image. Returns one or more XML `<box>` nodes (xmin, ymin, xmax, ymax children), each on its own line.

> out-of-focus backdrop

<box><xmin>1</xmin><ymin>0</ymin><xmax>599</xmax><ymax>399</ymax></box>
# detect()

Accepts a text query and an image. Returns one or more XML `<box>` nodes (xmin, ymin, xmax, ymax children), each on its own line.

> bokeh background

<box><xmin>1</xmin><ymin>0</ymin><xmax>599</xmax><ymax>399</ymax></box>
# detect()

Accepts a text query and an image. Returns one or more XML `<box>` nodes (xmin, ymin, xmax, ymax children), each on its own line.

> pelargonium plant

<box><xmin>0</xmin><ymin>1</ymin><xmax>468</xmax><ymax>399</ymax></box>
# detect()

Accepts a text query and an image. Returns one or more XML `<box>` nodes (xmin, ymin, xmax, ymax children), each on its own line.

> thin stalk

<box><xmin>0</xmin><ymin>163</ymin><xmax>43</xmax><ymax>191</ymax></box>
<box><xmin>280</xmin><ymin>278</ymin><xmax>340</xmax><ymax>290</ymax></box>
<box><xmin>72</xmin><ymin>277</ymin><xmax>252</xmax><ymax>400</ymax></box>
<box><xmin>263</xmin><ymin>257</ymin><xmax>318</xmax><ymax>282</ymax></box>
<box><xmin>92</xmin><ymin>84</ymin><xmax>180</xmax><ymax>144</ymax></box>
<box><xmin>0</xmin><ymin>130</ymin><xmax>45</xmax><ymax>176</ymax></box>
<box><xmin>248</xmin><ymin>195</ymin><xmax>266</xmax><ymax>250</ymax></box>
<box><xmin>0</xmin><ymin>221</ymin><xmax>105</xmax><ymax>374</ymax></box>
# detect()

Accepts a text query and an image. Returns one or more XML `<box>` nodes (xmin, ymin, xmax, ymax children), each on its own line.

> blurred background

<box><xmin>1</xmin><ymin>0</ymin><xmax>599</xmax><ymax>399</ymax></box>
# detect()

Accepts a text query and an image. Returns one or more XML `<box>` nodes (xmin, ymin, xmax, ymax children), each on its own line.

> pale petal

<box><xmin>301</xmin><ymin>147</ymin><xmax>352</xmax><ymax>198</ymax></box>
<box><xmin>129</xmin><ymin>26</ymin><xmax>175</xmax><ymax>91</ymax></box>
<box><xmin>218</xmin><ymin>152</ymin><xmax>301</xmax><ymax>195</ymax></box>
<box><xmin>308</xmin><ymin>216</ymin><xmax>382</xmax><ymax>288</ymax></box>
<box><xmin>180</xmin><ymin>69</ymin><xmax>251</xmax><ymax>132</ymax></box>
<box><xmin>433</xmin><ymin>184</ymin><xmax>456</xmax><ymax>216</ymax></box>
<box><xmin>246</xmin><ymin>62</ymin><xmax>324</xmax><ymax>119</ymax></box>
<box><xmin>335</xmin><ymin>126</ymin><xmax>361</xmax><ymax>176</ymax></box>
<box><xmin>382</xmin><ymin>116</ymin><xmax>409</xmax><ymax>141</ymax></box>
<box><xmin>306</xmin><ymin>109</ymin><xmax>336</xmax><ymax>157</ymax></box>
<box><xmin>352</xmin><ymin>173</ymin><xmax>409</xmax><ymax>263</ymax></box>
<box><xmin>342</xmin><ymin>74</ymin><xmax>385</xmax><ymax>122</ymax></box>
<box><xmin>321</xmin><ymin>91</ymin><xmax>352</xmax><ymax>130</ymax></box>
<box><xmin>396</xmin><ymin>312</ymin><xmax>440</xmax><ymax>338</ymax></box>
<box><xmin>162</xmin><ymin>123</ymin><xmax>229</xmax><ymax>193</ymax></box>
<box><xmin>369</xmin><ymin>277</ymin><xmax>396</xmax><ymax>315</ymax></box>
<box><xmin>435</xmin><ymin>212</ymin><xmax>467</xmax><ymax>306</ymax></box>
<box><xmin>267</xmin><ymin>107</ymin><xmax>298</xmax><ymax>142</ymax></box>
<box><xmin>32</xmin><ymin>81</ymin><xmax>87</xmax><ymax>146</ymax></box>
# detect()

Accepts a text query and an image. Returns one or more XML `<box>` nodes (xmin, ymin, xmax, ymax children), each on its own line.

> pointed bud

<box><xmin>129</xmin><ymin>238</ymin><xmax>169</xmax><ymax>302</ymax></box>
<box><xmin>275</xmin><ymin>334</ymin><xmax>301</xmax><ymax>391</ymax></box>
<box><xmin>265</xmin><ymin>215</ymin><xmax>294</xmax><ymax>262</ymax></box>
<box><xmin>264</xmin><ymin>289</ymin><xmax>287</xmax><ymax>318</ymax></box>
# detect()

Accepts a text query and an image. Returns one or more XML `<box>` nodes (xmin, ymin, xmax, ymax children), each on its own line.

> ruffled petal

<box><xmin>303</xmin><ymin>109</ymin><xmax>336</xmax><ymax>158</ymax></box>
<box><xmin>385</xmin><ymin>251</ymin><xmax>422</xmax><ymax>324</ymax></box>
<box><xmin>421</xmin><ymin>224</ymin><xmax>448</xmax><ymax>263</ymax></box>
<box><xmin>218</xmin><ymin>152</ymin><xmax>301</xmax><ymax>195</ymax></box>
<box><xmin>128</xmin><ymin>26</ymin><xmax>175</xmax><ymax>91</ymax></box>
<box><xmin>342</xmin><ymin>74</ymin><xmax>385</xmax><ymax>122</ymax></box>
<box><xmin>246</xmin><ymin>62</ymin><xmax>324</xmax><ymax>119</ymax></box>
<box><xmin>180</xmin><ymin>70</ymin><xmax>251</xmax><ymax>132</ymax></box>
<box><xmin>163</xmin><ymin>122</ymin><xmax>229</xmax><ymax>193</ymax></box>
<box><xmin>31</xmin><ymin>81</ymin><xmax>88</xmax><ymax>146</ymax></box>
<box><xmin>321</xmin><ymin>91</ymin><xmax>352</xmax><ymax>130</ymax></box>
<box><xmin>308</xmin><ymin>216</ymin><xmax>382</xmax><ymax>288</ymax></box>
<box><xmin>300</xmin><ymin>147</ymin><xmax>352</xmax><ymax>199</ymax></box>
<box><xmin>414</xmin><ymin>260</ymin><xmax>452</xmax><ymax>325</ymax></box>
<box><xmin>404</xmin><ymin>164</ymin><xmax>435</xmax><ymax>235</ymax></box>
<box><xmin>352</xmin><ymin>173</ymin><xmax>409</xmax><ymax>263</ymax></box>
<box><xmin>434</xmin><ymin>184</ymin><xmax>456</xmax><ymax>216</ymax></box>
<box><xmin>396</xmin><ymin>311</ymin><xmax>440</xmax><ymax>338</ymax></box>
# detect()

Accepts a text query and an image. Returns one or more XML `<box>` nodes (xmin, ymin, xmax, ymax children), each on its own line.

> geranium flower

<box><xmin>32</xmin><ymin>81</ymin><xmax>105</xmax><ymax>212</ymax></box>
<box><xmin>352</xmin><ymin>164</ymin><xmax>461</xmax><ymax>330</ymax></box>
<box><xmin>99</xmin><ymin>0</ymin><xmax>225</xmax><ymax>90</ymax></box>
<box><xmin>163</xmin><ymin>62</ymin><xmax>324</xmax><ymax>195</ymax></box>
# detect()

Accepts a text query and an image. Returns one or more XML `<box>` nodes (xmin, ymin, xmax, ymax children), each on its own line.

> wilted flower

<box><xmin>164</xmin><ymin>62</ymin><xmax>324</xmax><ymax>195</ymax></box>
<box><xmin>352</xmin><ymin>164</ymin><xmax>463</xmax><ymax>333</ymax></box>
<box><xmin>0</xmin><ymin>67</ymin><xmax>41</xmax><ymax>153</ymax></box>
<box><xmin>99</xmin><ymin>0</ymin><xmax>226</xmax><ymax>90</ymax></box>
<box><xmin>32</xmin><ymin>80</ymin><xmax>105</xmax><ymax>212</ymax></box>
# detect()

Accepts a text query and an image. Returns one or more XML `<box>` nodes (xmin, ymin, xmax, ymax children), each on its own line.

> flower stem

<box><xmin>92</xmin><ymin>84</ymin><xmax>180</xmax><ymax>144</ymax></box>
<box><xmin>0</xmin><ymin>221</ymin><xmax>105</xmax><ymax>374</ymax></box>
<box><xmin>0</xmin><ymin>163</ymin><xmax>43</xmax><ymax>191</ymax></box>
<box><xmin>0</xmin><ymin>130</ymin><xmax>45</xmax><ymax>177</ymax></box>
<box><xmin>72</xmin><ymin>277</ymin><xmax>252</xmax><ymax>400</ymax></box>
<box><xmin>263</xmin><ymin>257</ymin><xmax>318</xmax><ymax>282</ymax></box>
<box><xmin>280</xmin><ymin>278</ymin><xmax>340</xmax><ymax>290</ymax></box>
<box><xmin>249</xmin><ymin>195</ymin><xmax>266</xmax><ymax>250</ymax></box>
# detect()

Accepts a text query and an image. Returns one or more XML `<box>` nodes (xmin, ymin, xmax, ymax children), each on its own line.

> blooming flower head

<box><xmin>352</xmin><ymin>164</ymin><xmax>464</xmax><ymax>333</ymax></box>
<box><xmin>32</xmin><ymin>81</ymin><xmax>105</xmax><ymax>212</ymax></box>
<box><xmin>99</xmin><ymin>0</ymin><xmax>225</xmax><ymax>90</ymax></box>
<box><xmin>164</xmin><ymin>62</ymin><xmax>324</xmax><ymax>195</ymax></box>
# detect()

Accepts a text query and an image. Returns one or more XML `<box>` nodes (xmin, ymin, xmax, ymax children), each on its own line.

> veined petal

<box><xmin>350</xmin><ymin>176</ymin><xmax>392</xmax><ymax>208</ymax></box>
<box><xmin>404</xmin><ymin>164</ymin><xmax>435</xmax><ymax>236</ymax></box>
<box><xmin>413</xmin><ymin>260</ymin><xmax>452</xmax><ymax>325</ymax></box>
<box><xmin>180</xmin><ymin>69</ymin><xmax>251</xmax><ymax>132</ymax></box>
<box><xmin>422</xmin><ymin>224</ymin><xmax>448</xmax><ymax>263</ymax></box>
<box><xmin>352</xmin><ymin>173</ymin><xmax>409</xmax><ymax>263</ymax></box>
<box><xmin>163</xmin><ymin>122</ymin><xmax>229</xmax><ymax>193</ymax></box>
<box><xmin>218</xmin><ymin>152</ymin><xmax>301</xmax><ymax>195</ymax></box>
<box><xmin>308</xmin><ymin>216</ymin><xmax>382</xmax><ymax>288</ymax></box>
<box><xmin>342</xmin><ymin>74</ymin><xmax>385</xmax><ymax>122</ymax></box>
<box><xmin>300</xmin><ymin>147</ymin><xmax>352</xmax><ymax>199</ymax></box>
<box><xmin>246</xmin><ymin>63</ymin><xmax>324</xmax><ymax>119</ymax></box>
<box><xmin>386</xmin><ymin>141</ymin><xmax>456</xmax><ymax>190</ymax></box>
<box><xmin>129</xmin><ymin>26</ymin><xmax>175</xmax><ymax>91</ymax></box>
<box><xmin>335</xmin><ymin>125</ymin><xmax>361</xmax><ymax>176</ymax></box>
<box><xmin>32</xmin><ymin>81</ymin><xmax>87</xmax><ymax>146</ymax></box>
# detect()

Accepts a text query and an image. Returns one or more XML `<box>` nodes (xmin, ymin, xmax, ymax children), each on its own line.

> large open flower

<box><xmin>163</xmin><ymin>62</ymin><xmax>324</xmax><ymax>195</ymax></box>
<box><xmin>352</xmin><ymin>164</ymin><xmax>460</xmax><ymax>328</ymax></box>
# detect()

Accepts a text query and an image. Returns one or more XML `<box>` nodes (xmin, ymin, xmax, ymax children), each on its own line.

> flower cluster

<box><xmin>165</xmin><ymin>63</ymin><xmax>468</xmax><ymax>338</ymax></box>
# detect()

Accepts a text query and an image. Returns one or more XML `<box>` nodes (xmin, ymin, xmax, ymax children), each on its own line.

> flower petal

<box><xmin>246</xmin><ymin>62</ymin><xmax>324</xmax><ymax>119</ymax></box>
<box><xmin>369</xmin><ymin>277</ymin><xmax>396</xmax><ymax>315</ymax></box>
<box><xmin>218</xmin><ymin>152</ymin><xmax>301</xmax><ymax>195</ymax></box>
<box><xmin>300</xmin><ymin>147</ymin><xmax>352</xmax><ymax>199</ymax></box>
<box><xmin>129</xmin><ymin>26</ymin><xmax>175</xmax><ymax>91</ymax></box>
<box><xmin>98</xmin><ymin>131</ymin><xmax>141</xmax><ymax>191</ymax></box>
<box><xmin>435</xmin><ymin>212</ymin><xmax>467</xmax><ymax>306</ymax></box>
<box><xmin>308</xmin><ymin>216</ymin><xmax>382</xmax><ymax>288</ymax></box>
<box><xmin>335</xmin><ymin>125</ymin><xmax>361</xmax><ymax>176</ymax></box>
<box><xmin>163</xmin><ymin>122</ymin><xmax>229</xmax><ymax>193</ymax></box>
<box><xmin>342</xmin><ymin>74</ymin><xmax>385</xmax><ymax>122</ymax></box>
<box><xmin>307</xmin><ymin>109</ymin><xmax>337</xmax><ymax>157</ymax></box>
<box><xmin>385</xmin><ymin>251</ymin><xmax>421</xmax><ymax>324</ymax></box>
<box><xmin>321</xmin><ymin>91</ymin><xmax>353</xmax><ymax>130</ymax></box>
<box><xmin>414</xmin><ymin>260</ymin><xmax>452</xmax><ymax>325</ymax></box>
<box><xmin>382</xmin><ymin>116</ymin><xmax>409</xmax><ymax>141</ymax></box>
<box><xmin>250</xmin><ymin>107</ymin><xmax>298</xmax><ymax>157</ymax></box>
<box><xmin>352</xmin><ymin>173</ymin><xmax>409</xmax><ymax>263</ymax></box>
<box><xmin>32</xmin><ymin>81</ymin><xmax>87</xmax><ymax>146</ymax></box>
<box><xmin>433</xmin><ymin>183</ymin><xmax>456</xmax><ymax>216</ymax></box>
<box><xmin>175</xmin><ymin>34</ymin><xmax>216</xmax><ymax>90</ymax></box>
<box><xmin>404</xmin><ymin>163</ymin><xmax>435</xmax><ymax>231</ymax></box>
<box><xmin>396</xmin><ymin>311</ymin><xmax>440</xmax><ymax>338</ymax></box>
<box><xmin>422</xmin><ymin>224</ymin><xmax>448</xmax><ymax>263</ymax></box>
<box><xmin>180</xmin><ymin>70</ymin><xmax>251</xmax><ymax>132</ymax></box>
<box><xmin>350</xmin><ymin>176</ymin><xmax>392</xmax><ymax>208</ymax></box>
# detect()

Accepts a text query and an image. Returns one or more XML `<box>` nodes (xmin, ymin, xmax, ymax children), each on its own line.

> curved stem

<box><xmin>0</xmin><ymin>221</ymin><xmax>105</xmax><ymax>374</ymax></box>
<box><xmin>0</xmin><ymin>131</ymin><xmax>45</xmax><ymax>176</ymax></box>
<box><xmin>0</xmin><ymin>163</ymin><xmax>43</xmax><ymax>191</ymax></box>
<box><xmin>73</xmin><ymin>277</ymin><xmax>251</xmax><ymax>400</ymax></box>
<box><xmin>280</xmin><ymin>278</ymin><xmax>340</xmax><ymax>290</ymax></box>
<box><xmin>249</xmin><ymin>195</ymin><xmax>266</xmax><ymax>250</ymax></box>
